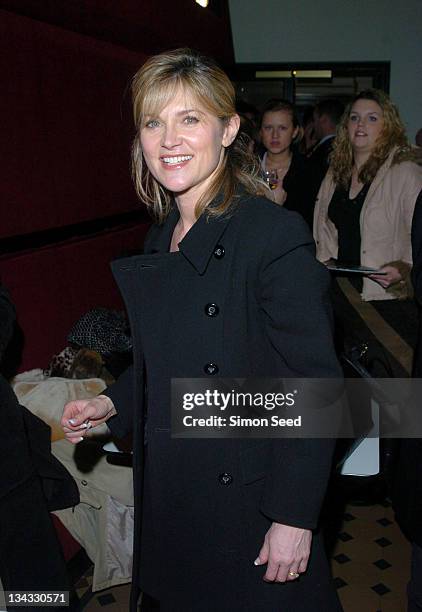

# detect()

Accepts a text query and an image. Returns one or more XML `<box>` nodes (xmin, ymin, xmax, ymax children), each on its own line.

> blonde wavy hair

<box><xmin>330</xmin><ymin>89</ymin><xmax>419</xmax><ymax>187</ymax></box>
<box><xmin>131</xmin><ymin>48</ymin><xmax>266</xmax><ymax>223</ymax></box>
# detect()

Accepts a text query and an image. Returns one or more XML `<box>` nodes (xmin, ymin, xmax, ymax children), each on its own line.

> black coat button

<box><xmin>205</xmin><ymin>303</ymin><xmax>219</xmax><ymax>317</ymax></box>
<box><xmin>204</xmin><ymin>362</ymin><xmax>219</xmax><ymax>375</ymax></box>
<box><xmin>214</xmin><ymin>245</ymin><xmax>225</xmax><ymax>259</ymax></box>
<box><xmin>219</xmin><ymin>473</ymin><xmax>233</xmax><ymax>485</ymax></box>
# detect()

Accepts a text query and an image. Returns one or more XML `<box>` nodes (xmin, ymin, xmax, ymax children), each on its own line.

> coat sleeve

<box><xmin>258</xmin><ymin>214</ymin><xmax>341</xmax><ymax>529</ymax></box>
<box><xmin>412</xmin><ymin>189</ymin><xmax>422</xmax><ymax>304</ymax></box>
<box><xmin>399</xmin><ymin>163</ymin><xmax>422</xmax><ymax>265</ymax></box>
<box><xmin>103</xmin><ymin>365</ymin><xmax>136</xmax><ymax>439</ymax></box>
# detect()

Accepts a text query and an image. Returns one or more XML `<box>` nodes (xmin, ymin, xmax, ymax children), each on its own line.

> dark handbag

<box><xmin>338</xmin><ymin>343</ymin><xmax>400</xmax><ymax>492</ymax></box>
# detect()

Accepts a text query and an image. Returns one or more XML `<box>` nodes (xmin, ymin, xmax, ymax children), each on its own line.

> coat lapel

<box><xmin>178</xmin><ymin>212</ymin><xmax>231</xmax><ymax>275</ymax></box>
<box><xmin>145</xmin><ymin>201</ymin><xmax>232</xmax><ymax>275</ymax></box>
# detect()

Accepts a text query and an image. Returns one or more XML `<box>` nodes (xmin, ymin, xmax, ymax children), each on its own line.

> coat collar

<box><xmin>178</xmin><ymin>211</ymin><xmax>231</xmax><ymax>275</ymax></box>
<box><xmin>149</xmin><ymin>198</ymin><xmax>232</xmax><ymax>275</ymax></box>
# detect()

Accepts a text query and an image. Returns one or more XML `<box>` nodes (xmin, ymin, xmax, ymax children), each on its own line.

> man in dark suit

<box><xmin>306</xmin><ymin>99</ymin><xmax>344</xmax><ymax>228</ymax></box>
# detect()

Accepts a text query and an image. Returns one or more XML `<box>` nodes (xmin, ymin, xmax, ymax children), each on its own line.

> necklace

<box><xmin>265</xmin><ymin>153</ymin><xmax>292</xmax><ymax>175</ymax></box>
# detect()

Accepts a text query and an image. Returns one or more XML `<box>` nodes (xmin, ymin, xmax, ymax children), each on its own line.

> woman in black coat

<box><xmin>62</xmin><ymin>49</ymin><xmax>343</xmax><ymax>612</ymax></box>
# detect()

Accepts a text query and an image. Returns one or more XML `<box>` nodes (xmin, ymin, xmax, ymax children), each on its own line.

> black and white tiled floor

<box><xmin>76</xmin><ymin>500</ymin><xmax>410</xmax><ymax>611</ymax></box>
<box><xmin>330</xmin><ymin>500</ymin><xmax>410</xmax><ymax>612</ymax></box>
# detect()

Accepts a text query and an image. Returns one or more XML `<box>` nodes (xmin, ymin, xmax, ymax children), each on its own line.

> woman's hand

<box><xmin>368</xmin><ymin>264</ymin><xmax>403</xmax><ymax>289</ymax></box>
<box><xmin>254</xmin><ymin>522</ymin><xmax>312</xmax><ymax>582</ymax></box>
<box><xmin>61</xmin><ymin>395</ymin><xmax>117</xmax><ymax>444</ymax></box>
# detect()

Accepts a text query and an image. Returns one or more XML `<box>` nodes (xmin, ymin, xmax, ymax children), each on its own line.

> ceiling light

<box><xmin>294</xmin><ymin>70</ymin><xmax>332</xmax><ymax>78</ymax></box>
<box><xmin>196</xmin><ymin>0</ymin><xmax>209</xmax><ymax>6</ymax></box>
<box><xmin>255</xmin><ymin>69</ymin><xmax>332</xmax><ymax>79</ymax></box>
<box><xmin>255</xmin><ymin>71</ymin><xmax>292</xmax><ymax>78</ymax></box>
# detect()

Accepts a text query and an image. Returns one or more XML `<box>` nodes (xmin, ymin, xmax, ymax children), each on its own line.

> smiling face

<box><xmin>347</xmin><ymin>98</ymin><xmax>384</xmax><ymax>155</ymax></box>
<box><xmin>260</xmin><ymin>110</ymin><xmax>298</xmax><ymax>156</ymax></box>
<box><xmin>139</xmin><ymin>88</ymin><xmax>239</xmax><ymax>207</ymax></box>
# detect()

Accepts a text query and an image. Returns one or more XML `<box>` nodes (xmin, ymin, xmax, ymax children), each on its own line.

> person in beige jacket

<box><xmin>314</xmin><ymin>90</ymin><xmax>422</xmax><ymax>301</ymax></box>
<box><xmin>314</xmin><ymin>89</ymin><xmax>422</xmax><ymax>378</ymax></box>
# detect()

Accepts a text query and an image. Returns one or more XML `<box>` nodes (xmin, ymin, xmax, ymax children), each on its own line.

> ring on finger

<box><xmin>288</xmin><ymin>571</ymin><xmax>300</xmax><ymax>578</ymax></box>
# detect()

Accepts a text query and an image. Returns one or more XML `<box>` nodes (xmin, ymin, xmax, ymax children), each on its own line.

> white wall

<box><xmin>229</xmin><ymin>0</ymin><xmax>422</xmax><ymax>140</ymax></box>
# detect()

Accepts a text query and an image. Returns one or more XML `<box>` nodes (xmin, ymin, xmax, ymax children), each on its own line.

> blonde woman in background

<box><xmin>314</xmin><ymin>89</ymin><xmax>422</xmax><ymax>378</ymax></box>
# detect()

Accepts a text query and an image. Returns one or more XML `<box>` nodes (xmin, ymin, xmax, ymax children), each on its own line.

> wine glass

<box><xmin>263</xmin><ymin>169</ymin><xmax>279</xmax><ymax>190</ymax></box>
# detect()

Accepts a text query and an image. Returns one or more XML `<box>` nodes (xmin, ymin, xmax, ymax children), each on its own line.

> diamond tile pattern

<box><xmin>328</xmin><ymin>500</ymin><xmax>410</xmax><ymax>612</ymax></box>
<box><xmin>373</xmin><ymin>558</ymin><xmax>392</xmax><ymax>570</ymax></box>
<box><xmin>97</xmin><ymin>593</ymin><xmax>117</xmax><ymax>606</ymax></box>
<box><xmin>334</xmin><ymin>553</ymin><xmax>351</xmax><ymax>564</ymax></box>
<box><xmin>375</xmin><ymin>536</ymin><xmax>393</xmax><ymax>548</ymax></box>
<box><xmin>371</xmin><ymin>583</ymin><xmax>391</xmax><ymax>596</ymax></box>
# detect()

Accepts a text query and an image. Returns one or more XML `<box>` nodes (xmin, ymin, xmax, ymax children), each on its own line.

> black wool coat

<box><xmin>106</xmin><ymin>192</ymin><xmax>343</xmax><ymax>612</ymax></box>
<box><xmin>393</xmin><ymin>189</ymin><xmax>422</xmax><ymax>546</ymax></box>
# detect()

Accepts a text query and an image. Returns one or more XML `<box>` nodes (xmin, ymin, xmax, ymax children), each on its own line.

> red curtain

<box><xmin>1</xmin><ymin>10</ymin><xmax>146</xmax><ymax>240</ymax></box>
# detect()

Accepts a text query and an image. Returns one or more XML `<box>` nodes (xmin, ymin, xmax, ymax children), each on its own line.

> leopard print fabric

<box><xmin>43</xmin><ymin>346</ymin><xmax>77</xmax><ymax>378</ymax></box>
<box><xmin>44</xmin><ymin>346</ymin><xmax>114</xmax><ymax>384</ymax></box>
